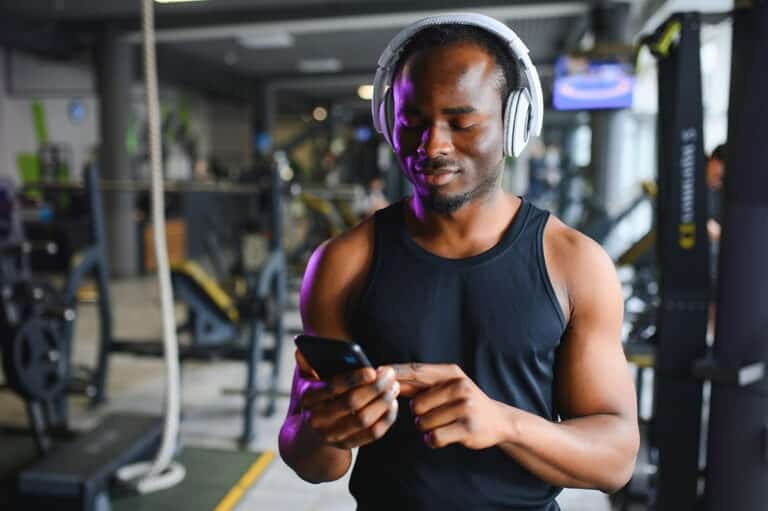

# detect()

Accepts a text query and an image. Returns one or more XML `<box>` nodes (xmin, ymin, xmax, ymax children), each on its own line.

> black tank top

<box><xmin>349</xmin><ymin>197</ymin><xmax>566</xmax><ymax>511</ymax></box>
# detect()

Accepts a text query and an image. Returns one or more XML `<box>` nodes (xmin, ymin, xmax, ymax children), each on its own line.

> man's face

<box><xmin>706</xmin><ymin>157</ymin><xmax>724</xmax><ymax>190</ymax></box>
<box><xmin>391</xmin><ymin>43</ymin><xmax>505</xmax><ymax>213</ymax></box>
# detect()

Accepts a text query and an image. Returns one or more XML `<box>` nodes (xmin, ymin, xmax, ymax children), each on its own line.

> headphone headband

<box><xmin>371</xmin><ymin>13</ymin><xmax>543</xmax><ymax>146</ymax></box>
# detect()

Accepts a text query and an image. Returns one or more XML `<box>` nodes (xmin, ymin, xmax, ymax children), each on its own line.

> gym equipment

<box><xmin>24</xmin><ymin>165</ymin><xmax>286</xmax><ymax>444</ymax></box>
<box><xmin>1</xmin><ymin>282</ymin><xmax>73</xmax><ymax>402</ymax></box>
<box><xmin>61</xmin><ymin>166</ymin><xmax>115</xmax><ymax>406</ymax></box>
<box><xmin>116</xmin><ymin>0</ymin><xmax>186</xmax><ymax>493</ymax></box>
<box><xmin>15</xmin><ymin>413</ymin><xmax>163</xmax><ymax>511</ymax></box>
<box><xmin>615</xmin><ymin>11</ymin><xmax>767</xmax><ymax>510</ymax></box>
<box><xmin>372</xmin><ymin>12</ymin><xmax>543</xmax><ymax>158</ymax></box>
<box><xmin>703</xmin><ymin>3</ymin><xmax>768</xmax><ymax>509</ymax></box>
<box><xmin>580</xmin><ymin>181</ymin><xmax>656</xmax><ymax>245</ymax></box>
<box><xmin>109</xmin><ymin>158</ymin><xmax>287</xmax><ymax>444</ymax></box>
<box><xmin>630</xmin><ymin>13</ymin><xmax>712</xmax><ymax>510</ymax></box>
<box><xmin>0</xmin><ymin>187</ymin><xmax>164</xmax><ymax>510</ymax></box>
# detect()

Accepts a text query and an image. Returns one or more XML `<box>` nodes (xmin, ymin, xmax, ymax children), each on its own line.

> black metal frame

<box><xmin>76</xmin><ymin>162</ymin><xmax>287</xmax><ymax>445</ymax></box>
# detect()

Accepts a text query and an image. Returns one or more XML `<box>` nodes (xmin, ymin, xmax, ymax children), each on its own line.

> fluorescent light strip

<box><xmin>155</xmin><ymin>0</ymin><xmax>207</xmax><ymax>3</ymax></box>
<box><xmin>239</xmin><ymin>32</ymin><xmax>294</xmax><ymax>49</ymax></box>
<box><xmin>297</xmin><ymin>58</ymin><xmax>342</xmax><ymax>73</ymax></box>
<box><xmin>127</xmin><ymin>3</ymin><xmax>589</xmax><ymax>43</ymax></box>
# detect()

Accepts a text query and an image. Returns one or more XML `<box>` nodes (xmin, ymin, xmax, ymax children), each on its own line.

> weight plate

<box><xmin>6</xmin><ymin>317</ymin><xmax>68</xmax><ymax>401</ymax></box>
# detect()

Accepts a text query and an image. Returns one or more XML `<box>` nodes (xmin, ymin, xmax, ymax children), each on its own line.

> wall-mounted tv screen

<box><xmin>553</xmin><ymin>56</ymin><xmax>635</xmax><ymax>111</ymax></box>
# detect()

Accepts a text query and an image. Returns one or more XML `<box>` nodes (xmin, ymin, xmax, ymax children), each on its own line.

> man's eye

<box><xmin>452</xmin><ymin>123</ymin><xmax>477</xmax><ymax>131</ymax></box>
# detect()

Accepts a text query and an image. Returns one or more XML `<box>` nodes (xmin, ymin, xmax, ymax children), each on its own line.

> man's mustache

<box><xmin>415</xmin><ymin>158</ymin><xmax>460</xmax><ymax>172</ymax></box>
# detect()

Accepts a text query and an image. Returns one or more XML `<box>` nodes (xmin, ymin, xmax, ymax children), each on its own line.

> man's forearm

<box><xmin>278</xmin><ymin>411</ymin><xmax>352</xmax><ymax>483</ymax></box>
<box><xmin>497</xmin><ymin>406</ymin><xmax>639</xmax><ymax>493</ymax></box>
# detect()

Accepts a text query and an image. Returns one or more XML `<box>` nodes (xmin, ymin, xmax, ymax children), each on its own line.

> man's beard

<box><xmin>420</xmin><ymin>164</ymin><xmax>503</xmax><ymax>214</ymax></box>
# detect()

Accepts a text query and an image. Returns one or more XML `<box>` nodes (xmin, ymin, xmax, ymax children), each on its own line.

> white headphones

<box><xmin>371</xmin><ymin>13</ymin><xmax>543</xmax><ymax>158</ymax></box>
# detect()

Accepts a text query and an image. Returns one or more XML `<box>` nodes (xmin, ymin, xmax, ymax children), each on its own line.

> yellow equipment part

<box><xmin>171</xmin><ymin>260</ymin><xmax>239</xmax><ymax>323</ymax></box>
<box><xmin>300</xmin><ymin>192</ymin><xmax>344</xmax><ymax>236</ymax></box>
<box><xmin>640</xmin><ymin>180</ymin><xmax>657</xmax><ymax>198</ymax></box>
<box><xmin>618</xmin><ymin>229</ymin><xmax>656</xmax><ymax>267</ymax></box>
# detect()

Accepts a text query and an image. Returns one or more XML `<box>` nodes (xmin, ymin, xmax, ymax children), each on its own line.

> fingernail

<box><xmin>376</xmin><ymin>373</ymin><xmax>394</xmax><ymax>392</ymax></box>
<box><xmin>388</xmin><ymin>401</ymin><xmax>398</xmax><ymax>421</ymax></box>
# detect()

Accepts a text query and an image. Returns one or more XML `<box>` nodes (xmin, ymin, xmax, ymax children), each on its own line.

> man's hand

<box><xmin>389</xmin><ymin>363</ymin><xmax>508</xmax><ymax>450</ymax></box>
<box><xmin>297</xmin><ymin>350</ymin><xmax>400</xmax><ymax>449</ymax></box>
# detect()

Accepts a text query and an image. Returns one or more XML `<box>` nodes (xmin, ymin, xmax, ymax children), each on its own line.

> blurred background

<box><xmin>0</xmin><ymin>0</ymin><xmax>758</xmax><ymax>510</ymax></box>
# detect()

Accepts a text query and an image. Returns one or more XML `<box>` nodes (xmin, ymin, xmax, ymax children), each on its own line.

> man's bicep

<box><xmin>554</xmin><ymin>243</ymin><xmax>635</xmax><ymax>421</ymax></box>
<box><xmin>299</xmin><ymin>241</ymin><xmax>356</xmax><ymax>340</ymax></box>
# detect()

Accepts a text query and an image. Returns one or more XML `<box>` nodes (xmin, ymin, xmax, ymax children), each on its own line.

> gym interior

<box><xmin>0</xmin><ymin>0</ymin><xmax>765</xmax><ymax>510</ymax></box>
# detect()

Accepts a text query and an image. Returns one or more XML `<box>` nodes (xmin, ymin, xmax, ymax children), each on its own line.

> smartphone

<box><xmin>294</xmin><ymin>334</ymin><xmax>373</xmax><ymax>380</ymax></box>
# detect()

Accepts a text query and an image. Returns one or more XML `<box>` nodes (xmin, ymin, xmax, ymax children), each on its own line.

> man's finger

<box><xmin>295</xmin><ymin>350</ymin><xmax>319</xmax><ymax>379</ymax></box>
<box><xmin>301</xmin><ymin>366</ymin><xmax>379</xmax><ymax>409</ymax></box>
<box><xmin>326</xmin><ymin>380</ymin><xmax>399</xmax><ymax>442</ymax></box>
<box><xmin>411</xmin><ymin>378</ymin><xmax>474</xmax><ymax>416</ymax></box>
<box><xmin>414</xmin><ymin>399</ymin><xmax>469</xmax><ymax>433</ymax></box>
<box><xmin>423</xmin><ymin>421</ymin><xmax>465</xmax><ymax>449</ymax></box>
<box><xmin>311</xmin><ymin>372</ymin><xmax>396</xmax><ymax>430</ymax></box>
<box><xmin>387</xmin><ymin>363</ymin><xmax>465</xmax><ymax>390</ymax></box>
<box><xmin>327</xmin><ymin>367</ymin><xmax>378</xmax><ymax>394</ymax></box>
<box><xmin>335</xmin><ymin>399</ymin><xmax>399</xmax><ymax>449</ymax></box>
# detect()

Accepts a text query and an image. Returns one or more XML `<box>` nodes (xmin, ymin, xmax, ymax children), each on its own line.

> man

<box><xmin>706</xmin><ymin>143</ymin><xmax>726</xmax><ymax>339</ymax></box>
<box><xmin>280</xmin><ymin>16</ymin><xmax>639</xmax><ymax>510</ymax></box>
<box><xmin>706</xmin><ymin>144</ymin><xmax>726</xmax><ymax>244</ymax></box>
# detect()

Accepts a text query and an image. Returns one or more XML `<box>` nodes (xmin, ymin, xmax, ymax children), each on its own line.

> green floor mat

<box><xmin>0</xmin><ymin>429</ymin><xmax>40</xmax><ymax>510</ymax></box>
<box><xmin>112</xmin><ymin>448</ymin><xmax>274</xmax><ymax>511</ymax></box>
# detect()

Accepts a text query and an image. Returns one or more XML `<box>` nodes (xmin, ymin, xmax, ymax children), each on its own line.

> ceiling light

<box><xmin>155</xmin><ymin>0</ymin><xmax>207</xmax><ymax>3</ymax></box>
<box><xmin>239</xmin><ymin>31</ymin><xmax>294</xmax><ymax>49</ymax></box>
<box><xmin>312</xmin><ymin>107</ymin><xmax>328</xmax><ymax>122</ymax></box>
<box><xmin>298</xmin><ymin>58</ymin><xmax>342</xmax><ymax>74</ymax></box>
<box><xmin>357</xmin><ymin>84</ymin><xmax>374</xmax><ymax>101</ymax></box>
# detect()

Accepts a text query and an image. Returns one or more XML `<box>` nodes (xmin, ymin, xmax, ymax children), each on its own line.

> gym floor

<box><xmin>0</xmin><ymin>277</ymin><xmax>616</xmax><ymax>510</ymax></box>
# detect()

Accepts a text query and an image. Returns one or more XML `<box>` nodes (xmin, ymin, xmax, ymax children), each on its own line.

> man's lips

<box><xmin>415</xmin><ymin>167</ymin><xmax>460</xmax><ymax>175</ymax></box>
<box><xmin>416</xmin><ymin>168</ymin><xmax>460</xmax><ymax>186</ymax></box>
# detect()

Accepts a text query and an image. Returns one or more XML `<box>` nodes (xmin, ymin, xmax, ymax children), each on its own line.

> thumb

<box><xmin>295</xmin><ymin>349</ymin><xmax>320</xmax><ymax>380</ymax></box>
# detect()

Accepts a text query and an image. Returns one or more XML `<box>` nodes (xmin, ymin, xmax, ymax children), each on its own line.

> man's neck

<box><xmin>405</xmin><ymin>189</ymin><xmax>521</xmax><ymax>258</ymax></box>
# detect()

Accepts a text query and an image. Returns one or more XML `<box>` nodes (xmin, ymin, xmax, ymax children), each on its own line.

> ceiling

<box><xmin>0</xmin><ymin>1</ymin><xmax>657</xmax><ymax>113</ymax></box>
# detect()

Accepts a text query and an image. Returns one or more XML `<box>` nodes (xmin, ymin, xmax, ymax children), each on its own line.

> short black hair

<box><xmin>711</xmin><ymin>143</ymin><xmax>726</xmax><ymax>162</ymax></box>
<box><xmin>392</xmin><ymin>24</ymin><xmax>521</xmax><ymax>104</ymax></box>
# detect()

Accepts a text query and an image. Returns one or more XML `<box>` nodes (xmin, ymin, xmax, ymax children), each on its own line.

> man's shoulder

<box><xmin>327</xmin><ymin>213</ymin><xmax>376</xmax><ymax>254</ymax></box>
<box><xmin>300</xmin><ymin>215</ymin><xmax>378</xmax><ymax>331</ymax></box>
<box><xmin>310</xmin><ymin>214</ymin><xmax>377</xmax><ymax>281</ymax></box>
<box><xmin>542</xmin><ymin>214</ymin><xmax>616</xmax><ymax>283</ymax></box>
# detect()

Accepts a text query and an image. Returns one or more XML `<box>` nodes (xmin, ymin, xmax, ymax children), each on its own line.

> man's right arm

<box><xmin>279</xmin><ymin>221</ymin><xmax>393</xmax><ymax>483</ymax></box>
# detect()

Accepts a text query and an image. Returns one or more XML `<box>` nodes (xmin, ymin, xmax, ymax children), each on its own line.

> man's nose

<box><xmin>417</xmin><ymin>124</ymin><xmax>453</xmax><ymax>158</ymax></box>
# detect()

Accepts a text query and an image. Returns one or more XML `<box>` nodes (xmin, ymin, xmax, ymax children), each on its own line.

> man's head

<box><xmin>706</xmin><ymin>143</ymin><xmax>726</xmax><ymax>191</ymax></box>
<box><xmin>390</xmin><ymin>25</ymin><xmax>520</xmax><ymax>214</ymax></box>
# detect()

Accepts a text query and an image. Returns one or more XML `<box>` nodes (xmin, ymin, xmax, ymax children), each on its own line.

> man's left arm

<box><xmin>392</xmin><ymin>233</ymin><xmax>639</xmax><ymax>493</ymax></box>
<box><xmin>494</xmin><ymin>232</ymin><xmax>639</xmax><ymax>492</ymax></box>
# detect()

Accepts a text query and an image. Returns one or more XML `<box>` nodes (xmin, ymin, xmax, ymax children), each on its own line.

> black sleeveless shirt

<box><xmin>348</xmin><ymin>198</ymin><xmax>566</xmax><ymax>511</ymax></box>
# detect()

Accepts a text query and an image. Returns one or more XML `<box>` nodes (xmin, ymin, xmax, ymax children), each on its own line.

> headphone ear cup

<box><xmin>504</xmin><ymin>88</ymin><xmax>532</xmax><ymax>157</ymax></box>
<box><xmin>379</xmin><ymin>88</ymin><xmax>395</xmax><ymax>147</ymax></box>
